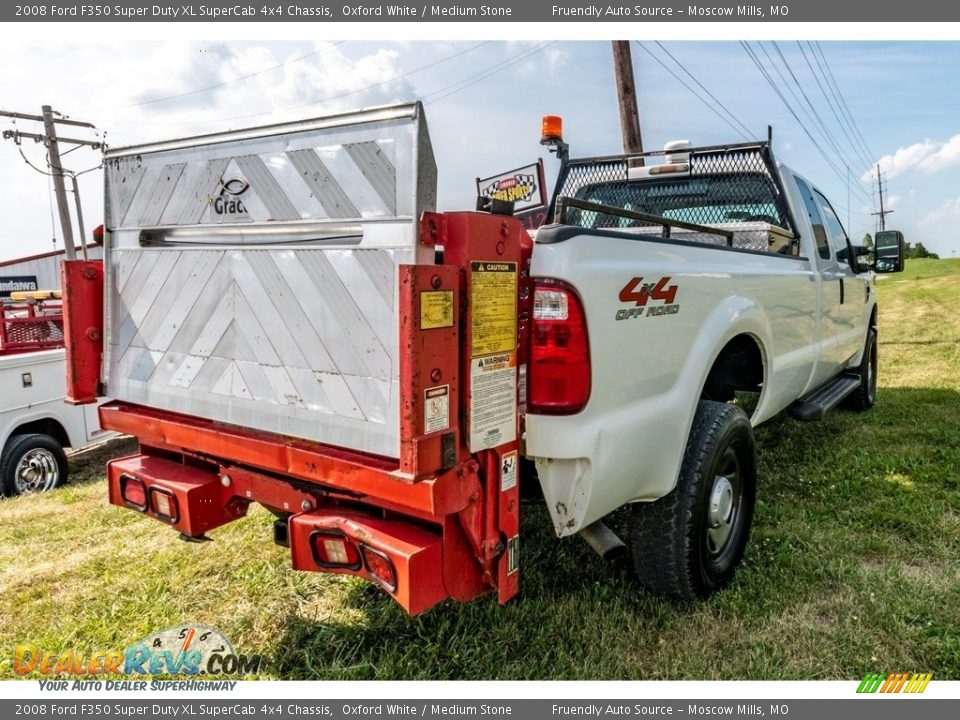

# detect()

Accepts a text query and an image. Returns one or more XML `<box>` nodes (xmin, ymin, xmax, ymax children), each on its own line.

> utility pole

<box><xmin>871</xmin><ymin>164</ymin><xmax>894</xmax><ymax>232</ymax></box>
<box><xmin>611</xmin><ymin>41</ymin><xmax>644</xmax><ymax>165</ymax></box>
<box><xmin>846</xmin><ymin>164</ymin><xmax>850</xmax><ymax>231</ymax></box>
<box><xmin>0</xmin><ymin>106</ymin><xmax>101</xmax><ymax>261</ymax></box>
<box><xmin>41</xmin><ymin>106</ymin><xmax>77</xmax><ymax>258</ymax></box>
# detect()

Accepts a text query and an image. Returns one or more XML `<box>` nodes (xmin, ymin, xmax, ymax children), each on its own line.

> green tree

<box><xmin>862</xmin><ymin>233</ymin><xmax>873</xmax><ymax>249</ymax></box>
<box><xmin>908</xmin><ymin>242</ymin><xmax>940</xmax><ymax>260</ymax></box>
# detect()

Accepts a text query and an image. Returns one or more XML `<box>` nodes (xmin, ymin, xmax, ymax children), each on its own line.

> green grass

<box><xmin>2</xmin><ymin>259</ymin><xmax>959</xmax><ymax>680</ymax></box>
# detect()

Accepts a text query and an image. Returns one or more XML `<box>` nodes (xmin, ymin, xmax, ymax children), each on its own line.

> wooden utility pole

<box><xmin>871</xmin><ymin>164</ymin><xmax>893</xmax><ymax>232</ymax></box>
<box><xmin>0</xmin><ymin>106</ymin><xmax>100</xmax><ymax>260</ymax></box>
<box><xmin>611</xmin><ymin>41</ymin><xmax>644</xmax><ymax>165</ymax></box>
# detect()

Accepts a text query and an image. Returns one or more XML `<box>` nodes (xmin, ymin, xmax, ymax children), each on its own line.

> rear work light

<box><xmin>120</xmin><ymin>474</ymin><xmax>147</xmax><ymax>511</ymax></box>
<box><xmin>528</xmin><ymin>279</ymin><xmax>591</xmax><ymax>415</ymax></box>
<box><xmin>361</xmin><ymin>545</ymin><xmax>397</xmax><ymax>592</ymax></box>
<box><xmin>310</xmin><ymin>531</ymin><xmax>362</xmax><ymax>570</ymax></box>
<box><xmin>149</xmin><ymin>487</ymin><xmax>179</xmax><ymax>523</ymax></box>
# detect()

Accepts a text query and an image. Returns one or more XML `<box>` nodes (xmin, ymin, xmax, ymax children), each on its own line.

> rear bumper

<box><xmin>102</xmin><ymin>402</ymin><xmax>512</xmax><ymax>615</ymax></box>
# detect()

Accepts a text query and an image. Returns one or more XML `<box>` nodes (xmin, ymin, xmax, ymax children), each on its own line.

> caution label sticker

<box><xmin>501</xmin><ymin>450</ymin><xmax>518</xmax><ymax>492</ymax></box>
<box><xmin>424</xmin><ymin>385</ymin><xmax>450</xmax><ymax>434</ymax></box>
<box><xmin>420</xmin><ymin>290</ymin><xmax>454</xmax><ymax>330</ymax></box>
<box><xmin>469</xmin><ymin>352</ymin><xmax>517</xmax><ymax>451</ymax></box>
<box><xmin>470</xmin><ymin>261</ymin><xmax>517</xmax><ymax>357</ymax></box>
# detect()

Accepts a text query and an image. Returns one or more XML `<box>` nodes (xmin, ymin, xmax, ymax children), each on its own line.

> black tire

<box><xmin>0</xmin><ymin>433</ymin><xmax>69</xmax><ymax>497</ymax></box>
<box><xmin>844</xmin><ymin>327</ymin><xmax>877</xmax><ymax>411</ymax></box>
<box><xmin>630</xmin><ymin>400</ymin><xmax>757</xmax><ymax>601</ymax></box>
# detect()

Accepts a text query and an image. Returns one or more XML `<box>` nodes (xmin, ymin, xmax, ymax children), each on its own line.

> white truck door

<box><xmin>793</xmin><ymin>177</ymin><xmax>845</xmax><ymax>382</ymax></box>
<box><xmin>811</xmin><ymin>188</ymin><xmax>864</xmax><ymax>366</ymax></box>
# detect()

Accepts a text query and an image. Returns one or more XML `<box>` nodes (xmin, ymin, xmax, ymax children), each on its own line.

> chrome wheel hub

<box><xmin>15</xmin><ymin>449</ymin><xmax>59</xmax><ymax>494</ymax></box>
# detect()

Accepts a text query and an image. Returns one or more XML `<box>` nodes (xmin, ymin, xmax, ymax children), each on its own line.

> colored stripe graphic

<box><xmin>857</xmin><ymin>672</ymin><xmax>932</xmax><ymax>693</ymax></box>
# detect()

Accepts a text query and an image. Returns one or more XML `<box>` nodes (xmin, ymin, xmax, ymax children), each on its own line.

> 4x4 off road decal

<box><xmin>616</xmin><ymin>276</ymin><xmax>680</xmax><ymax>320</ymax></box>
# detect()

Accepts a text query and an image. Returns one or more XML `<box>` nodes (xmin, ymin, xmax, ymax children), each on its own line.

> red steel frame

<box><xmin>0</xmin><ymin>299</ymin><xmax>65</xmax><ymax>356</ymax></box>
<box><xmin>63</xmin><ymin>211</ymin><xmax>533</xmax><ymax>615</ymax></box>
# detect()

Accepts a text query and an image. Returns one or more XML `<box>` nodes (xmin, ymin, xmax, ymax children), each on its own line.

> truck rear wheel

<box><xmin>0</xmin><ymin>433</ymin><xmax>69</xmax><ymax>497</ymax></box>
<box><xmin>630</xmin><ymin>400</ymin><xmax>756</xmax><ymax>601</ymax></box>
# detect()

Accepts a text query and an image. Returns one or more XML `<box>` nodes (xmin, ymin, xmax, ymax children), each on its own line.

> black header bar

<box><xmin>5</xmin><ymin>1</ymin><xmax>960</xmax><ymax>23</ymax></box>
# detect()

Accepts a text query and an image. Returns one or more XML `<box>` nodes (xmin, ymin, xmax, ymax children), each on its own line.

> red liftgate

<box><xmin>62</xmin><ymin>211</ymin><xmax>533</xmax><ymax>615</ymax></box>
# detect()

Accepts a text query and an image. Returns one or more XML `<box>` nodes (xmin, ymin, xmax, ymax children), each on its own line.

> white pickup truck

<box><xmin>65</xmin><ymin>103</ymin><xmax>904</xmax><ymax>613</ymax></box>
<box><xmin>1</xmin><ymin>294</ymin><xmax>113</xmax><ymax>496</ymax></box>
<box><xmin>526</xmin><ymin>135</ymin><xmax>904</xmax><ymax>600</ymax></box>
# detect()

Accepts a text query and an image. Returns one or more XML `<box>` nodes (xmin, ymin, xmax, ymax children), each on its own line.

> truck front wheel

<box><xmin>630</xmin><ymin>400</ymin><xmax>757</xmax><ymax>601</ymax></box>
<box><xmin>844</xmin><ymin>327</ymin><xmax>877</xmax><ymax>411</ymax></box>
<box><xmin>0</xmin><ymin>433</ymin><xmax>69</xmax><ymax>497</ymax></box>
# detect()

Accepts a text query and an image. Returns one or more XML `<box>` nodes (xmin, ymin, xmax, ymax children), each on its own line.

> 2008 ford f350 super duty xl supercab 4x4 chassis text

<box><xmin>62</xmin><ymin>103</ymin><xmax>904</xmax><ymax>613</ymax></box>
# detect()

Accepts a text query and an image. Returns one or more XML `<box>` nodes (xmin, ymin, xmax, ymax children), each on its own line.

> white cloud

<box><xmin>886</xmin><ymin>194</ymin><xmax>903</xmax><ymax>209</ymax></box>
<box><xmin>863</xmin><ymin>133</ymin><xmax>960</xmax><ymax>182</ymax></box>
<box><xmin>918</xmin><ymin>196</ymin><xmax>960</xmax><ymax>226</ymax></box>
<box><xmin>860</xmin><ymin>138</ymin><xmax>937</xmax><ymax>182</ymax></box>
<box><xmin>925</xmin><ymin>133</ymin><xmax>960</xmax><ymax>172</ymax></box>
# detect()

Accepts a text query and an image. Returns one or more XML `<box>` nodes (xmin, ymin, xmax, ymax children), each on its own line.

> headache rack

<box><xmin>549</xmin><ymin>141</ymin><xmax>800</xmax><ymax>252</ymax></box>
<box><xmin>0</xmin><ymin>293</ymin><xmax>65</xmax><ymax>356</ymax></box>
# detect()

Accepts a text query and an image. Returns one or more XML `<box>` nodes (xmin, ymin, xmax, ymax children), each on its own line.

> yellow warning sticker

<box><xmin>470</xmin><ymin>261</ymin><xmax>517</xmax><ymax>357</ymax></box>
<box><xmin>420</xmin><ymin>290</ymin><xmax>454</xmax><ymax>330</ymax></box>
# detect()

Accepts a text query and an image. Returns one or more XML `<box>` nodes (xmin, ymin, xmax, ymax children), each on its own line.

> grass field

<box><xmin>2</xmin><ymin>259</ymin><xmax>958</xmax><ymax>680</ymax></box>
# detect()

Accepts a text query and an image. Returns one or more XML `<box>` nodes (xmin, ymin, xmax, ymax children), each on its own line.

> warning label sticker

<box><xmin>424</xmin><ymin>385</ymin><xmax>450</xmax><ymax>434</ymax></box>
<box><xmin>469</xmin><ymin>352</ymin><xmax>517</xmax><ymax>451</ymax></box>
<box><xmin>471</xmin><ymin>261</ymin><xmax>517</xmax><ymax>357</ymax></box>
<box><xmin>420</xmin><ymin>290</ymin><xmax>454</xmax><ymax>330</ymax></box>
<box><xmin>501</xmin><ymin>450</ymin><xmax>518</xmax><ymax>492</ymax></box>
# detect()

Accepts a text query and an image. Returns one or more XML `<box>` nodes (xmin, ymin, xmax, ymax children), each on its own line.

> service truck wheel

<box><xmin>630</xmin><ymin>400</ymin><xmax>756</xmax><ymax>601</ymax></box>
<box><xmin>0</xmin><ymin>433</ymin><xmax>69</xmax><ymax>497</ymax></box>
<box><xmin>844</xmin><ymin>327</ymin><xmax>877</xmax><ymax>412</ymax></box>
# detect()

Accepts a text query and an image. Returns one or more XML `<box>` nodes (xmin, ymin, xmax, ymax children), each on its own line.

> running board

<box><xmin>788</xmin><ymin>373</ymin><xmax>862</xmax><ymax>422</ymax></box>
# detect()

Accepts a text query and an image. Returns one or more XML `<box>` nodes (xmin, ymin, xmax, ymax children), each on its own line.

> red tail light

<box><xmin>120</xmin><ymin>474</ymin><xmax>147</xmax><ymax>511</ymax></box>
<box><xmin>528</xmin><ymin>279</ymin><xmax>591</xmax><ymax>414</ymax></box>
<box><xmin>310</xmin><ymin>531</ymin><xmax>362</xmax><ymax>570</ymax></box>
<box><xmin>361</xmin><ymin>545</ymin><xmax>397</xmax><ymax>592</ymax></box>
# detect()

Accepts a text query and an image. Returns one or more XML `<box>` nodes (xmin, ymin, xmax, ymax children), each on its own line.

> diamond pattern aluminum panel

<box><xmin>107</xmin><ymin>247</ymin><xmax>400</xmax><ymax>456</ymax></box>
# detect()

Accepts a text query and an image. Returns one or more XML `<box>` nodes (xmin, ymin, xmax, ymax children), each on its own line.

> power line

<box><xmin>634</xmin><ymin>41</ymin><xmax>753</xmax><ymax>142</ymax></box>
<box><xmin>740</xmin><ymin>41</ymin><xmax>873</xmax><ymax>206</ymax></box>
<box><xmin>103</xmin><ymin>42</ymin><xmax>344</xmax><ymax>111</ymax></box>
<box><xmin>651</xmin><ymin>41</ymin><xmax>757</xmax><ymax>140</ymax></box>
<box><xmin>799</xmin><ymin>41</ymin><xmax>873</xmax><ymax>171</ymax></box>
<box><xmin>812</xmin><ymin>42</ymin><xmax>877</xmax><ymax>164</ymax></box>
<box><xmin>756</xmin><ymin>42</ymin><xmax>873</xmax><ymax>205</ymax></box>
<box><xmin>424</xmin><ymin>42</ymin><xmax>555</xmax><ymax>105</ymax></box>
<box><xmin>768</xmin><ymin>42</ymin><xmax>858</xmax><ymax>173</ymax></box>
<box><xmin>110</xmin><ymin>42</ymin><xmax>493</xmax><ymax>127</ymax></box>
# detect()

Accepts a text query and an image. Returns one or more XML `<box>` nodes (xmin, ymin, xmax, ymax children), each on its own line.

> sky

<box><xmin>2</xmin><ymin>39</ymin><xmax>960</xmax><ymax>261</ymax></box>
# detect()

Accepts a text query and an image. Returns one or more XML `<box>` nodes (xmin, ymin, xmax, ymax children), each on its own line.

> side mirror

<box><xmin>874</xmin><ymin>230</ymin><xmax>905</xmax><ymax>273</ymax></box>
<box><xmin>849</xmin><ymin>244</ymin><xmax>872</xmax><ymax>273</ymax></box>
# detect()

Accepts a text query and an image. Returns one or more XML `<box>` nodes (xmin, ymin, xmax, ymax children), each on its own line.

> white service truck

<box><xmin>1</xmin><ymin>294</ymin><xmax>113</xmax><ymax>496</ymax></box>
<box><xmin>63</xmin><ymin>103</ymin><xmax>904</xmax><ymax>613</ymax></box>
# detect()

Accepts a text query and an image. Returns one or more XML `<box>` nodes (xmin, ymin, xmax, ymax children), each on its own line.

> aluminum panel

<box><xmin>103</xmin><ymin>103</ymin><xmax>437</xmax><ymax>458</ymax></box>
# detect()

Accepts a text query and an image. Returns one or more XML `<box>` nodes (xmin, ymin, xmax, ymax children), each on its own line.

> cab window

<box><xmin>794</xmin><ymin>178</ymin><xmax>830</xmax><ymax>260</ymax></box>
<box><xmin>813</xmin><ymin>189</ymin><xmax>851</xmax><ymax>266</ymax></box>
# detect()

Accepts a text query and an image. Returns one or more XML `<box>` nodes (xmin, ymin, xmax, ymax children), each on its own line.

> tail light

<box><xmin>528</xmin><ymin>279</ymin><xmax>591</xmax><ymax>414</ymax></box>
<box><xmin>361</xmin><ymin>545</ymin><xmax>397</xmax><ymax>592</ymax></box>
<box><xmin>120</xmin><ymin>474</ymin><xmax>147</xmax><ymax>511</ymax></box>
<box><xmin>310</xmin><ymin>531</ymin><xmax>362</xmax><ymax>570</ymax></box>
<box><xmin>149</xmin><ymin>487</ymin><xmax>179</xmax><ymax>523</ymax></box>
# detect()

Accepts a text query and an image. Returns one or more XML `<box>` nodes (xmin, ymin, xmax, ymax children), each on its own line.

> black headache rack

<box><xmin>548</xmin><ymin>140</ymin><xmax>800</xmax><ymax>244</ymax></box>
<box><xmin>554</xmin><ymin>197</ymin><xmax>736</xmax><ymax>247</ymax></box>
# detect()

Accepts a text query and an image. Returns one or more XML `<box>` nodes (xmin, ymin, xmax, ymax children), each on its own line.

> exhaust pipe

<box><xmin>578</xmin><ymin>520</ymin><xmax>628</xmax><ymax>561</ymax></box>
